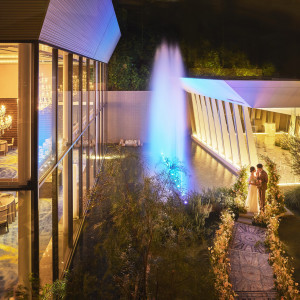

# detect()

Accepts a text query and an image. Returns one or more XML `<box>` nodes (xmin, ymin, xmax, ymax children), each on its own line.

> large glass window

<box><xmin>39</xmin><ymin>173</ymin><xmax>54</xmax><ymax>285</ymax></box>
<box><xmin>73</xmin><ymin>55</ymin><xmax>80</xmax><ymax>140</ymax></box>
<box><xmin>82</xmin><ymin>58</ymin><xmax>88</xmax><ymax>129</ymax></box>
<box><xmin>0</xmin><ymin>191</ymin><xmax>19</xmax><ymax>296</ymax></box>
<box><xmin>82</xmin><ymin>131</ymin><xmax>88</xmax><ymax>211</ymax></box>
<box><xmin>89</xmin><ymin>119</ymin><xmax>96</xmax><ymax>184</ymax></box>
<box><xmin>0</xmin><ymin>44</ymin><xmax>19</xmax><ymax>181</ymax></box>
<box><xmin>39</xmin><ymin>44</ymin><xmax>55</xmax><ymax>178</ymax></box>
<box><xmin>89</xmin><ymin>60</ymin><xmax>95</xmax><ymax>121</ymax></box>
<box><xmin>57</xmin><ymin>50</ymin><xmax>69</xmax><ymax>158</ymax></box>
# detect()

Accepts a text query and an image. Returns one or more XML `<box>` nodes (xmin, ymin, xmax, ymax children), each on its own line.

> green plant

<box><xmin>266</xmin><ymin>217</ymin><xmax>299</xmax><ymax>299</ymax></box>
<box><xmin>289</xmin><ymin>136</ymin><xmax>300</xmax><ymax>176</ymax></box>
<box><xmin>209</xmin><ymin>210</ymin><xmax>236</xmax><ymax>300</ymax></box>
<box><xmin>261</xmin><ymin>155</ymin><xmax>285</xmax><ymax>214</ymax></box>
<box><xmin>230</xmin><ymin>166</ymin><xmax>248</xmax><ymax>202</ymax></box>
<box><xmin>67</xmin><ymin>147</ymin><xmax>216</xmax><ymax>299</ymax></box>
<box><xmin>285</xmin><ymin>187</ymin><xmax>300</xmax><ymax>213</ymax></box>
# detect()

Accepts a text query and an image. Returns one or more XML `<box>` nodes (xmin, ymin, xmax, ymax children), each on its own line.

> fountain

<box><xmin>147</xmin><ymin>42</ymin><xmax>187</xmax><ymax>193</ymax></box>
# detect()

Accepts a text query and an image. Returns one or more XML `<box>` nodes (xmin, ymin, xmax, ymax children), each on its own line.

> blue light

<box><xmin>146</xmin><ymin>42</ymin><xmax>187</xmax><ymax>197</ymax></box>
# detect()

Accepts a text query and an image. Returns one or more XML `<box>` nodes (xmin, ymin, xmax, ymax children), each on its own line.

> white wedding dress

<box><xmin>245</xmin><ymin>174</ymin><xmax>259</xmax><ymax>213</ymax></box>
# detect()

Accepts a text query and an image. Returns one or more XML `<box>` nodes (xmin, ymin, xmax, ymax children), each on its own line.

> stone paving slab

<box><xmin>229</xmin><ymin>222</ymin><xmax>276</xmax><ymax>299</ymax></box>
<box><xmin>230</xmin><ymin>223</ymin><xmax>267</xmax><ymax>254</ymax></box>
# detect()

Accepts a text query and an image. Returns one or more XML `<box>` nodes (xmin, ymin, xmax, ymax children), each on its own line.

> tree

<box><xmin>289</xmin><ymin>136</ymin><xmax>300</xmax><ymax>176</ymax></box>
<box><xmin>67</xmin><ymin>147</ymin><xmax>216</xmax><ymax>299</ymax></box>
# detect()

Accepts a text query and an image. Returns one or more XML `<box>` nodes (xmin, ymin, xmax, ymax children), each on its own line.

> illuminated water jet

<box><xmin>147</xmin><ymin>42</ymin><xmax>187</xmax><ymax>194</ymax></box>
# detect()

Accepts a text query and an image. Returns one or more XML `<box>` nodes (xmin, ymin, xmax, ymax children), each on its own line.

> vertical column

<box><xmin>195</xmin><ymin>94</ymin><xmax>206</xmax><ymax>142</ymax></box>
<box><xmin>250</xmin><ymin>108</ymin><xmax>256</xmax><ymax>122</ymax></box>
<box><xmin>191</xmin><ymin>93</ymin><xmax>201</xmax><ymax>139</ymax></box>
<box><xmin>211</xmin><ymin>98</ymin><xmax>224</xmax><ymax>155</ymax></box>
<box><xmin>275</xmin><ymin>112</ymin><xmax>280</xmax><ymax>131</ymax></box>
<box><xmin>199</xmin><ymin>95</ymin><xmax>211</xmax><ymax>146</ymax></box>
<box><xmin>224</xmin><ymin>102</ymin><xmax>240</xmax><ymax>165</ymax></box>
<box><xmin>261</xmin><ymin>110</ymin><xmax>267</xmax><ymax>130</ymax></box>
<box><xmin>51</xmin><ymin>48</ymin><xmax>59</xmax><ymax>281</ymax></box>
<box><xmin>217</xmin><ymin>100</ymin><xmax>232</xmax><ymax>160</ymax></box>
<box><xmin>78</xmin><ymin>58</ymin><xmax>83</xmax><ymax>218</ymax></box>
<box><xmin>18</xmin><ymin>44</ymin><xmax>32</xmax><ymax>288</ymax></box>
<box><xmin>31</xmin><ymin>41</ymin><xmax>40</xmax><ymax>292</ymax></box>
<box><xmin>233</xmin><ymin>104</ymin><xmax>249</xmax><ymax>166</ymax></box>
<box><xmin>256</xmin><ymin>109</ymin><xmax>261</xmax><ymax>119</ymax></box>
<box><xmin>95</xmin><ymin>62</ymin><xmax>99</xmax><ymax>171</ymax></box>
<box><xmin>205</xmin><ymin>97</ymin><xmax>218</xmax><ymax>150</ymax></box>
<box><xmin>243</xmin><ymin>106</ymin><xmax>258</xmax><ymax>166</ymax></box>
<box><xmin>86</xmin><ymin>59</ymin><xmax>90</xmax><ymax>190</ymax></box>
<box><xmin>269</xmin><ymin>111</ymin><xmax>274</xmax><ymax>123</ymax></box>
<box><xmin>62</xmin><ymin>54</ymin><xmax>73</xmax><ymax>247</ymax></box>
<box><xmin>289</xmin><ymin>110</ymin><xmax>296</xmax><ymax>135</ymax></box>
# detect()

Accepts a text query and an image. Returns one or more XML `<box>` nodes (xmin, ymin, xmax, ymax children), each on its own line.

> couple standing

<box><xmin>245</xmin><ymin>163</ymin><xmax>269</xmax><ymax>214</ymax></box>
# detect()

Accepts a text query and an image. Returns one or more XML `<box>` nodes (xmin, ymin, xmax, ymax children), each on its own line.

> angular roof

<box><xmin>181</xmin><ymin>78</ymin><xmax>300</xmax><ymax>109</ymax></box>
<box><xmin>0</xmin><ymin>0</ymin><xmax>120</xmax><ymax>63</ymax></box>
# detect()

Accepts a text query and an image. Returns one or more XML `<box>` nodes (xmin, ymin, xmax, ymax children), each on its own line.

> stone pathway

<box><xmin>229</xmin><ymin>222</ymin><xmax>277</xmax><ymax>299</ymax></box>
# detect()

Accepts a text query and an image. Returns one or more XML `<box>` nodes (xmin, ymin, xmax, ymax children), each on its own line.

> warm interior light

<box><xmin>0</xmin><ymin>105</ymin><xmax>12</xmax><ymax>135</ymax></box>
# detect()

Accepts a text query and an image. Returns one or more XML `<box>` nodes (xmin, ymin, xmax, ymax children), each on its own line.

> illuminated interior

<box><xmin>0</xmin><ymin>42</ymin><xmax>108</xmax><ymax>295</ymax></box>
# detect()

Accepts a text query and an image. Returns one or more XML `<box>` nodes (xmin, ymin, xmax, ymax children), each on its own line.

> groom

<box><xmin>256</xmin><ymin>163</ymin><xmax>268</xmax><ymax>212</ymax></box>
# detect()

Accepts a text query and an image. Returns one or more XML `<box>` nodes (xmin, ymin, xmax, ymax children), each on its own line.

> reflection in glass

<box><xmin>39</xmin><ymin>44</ymin><xmax>55</xmax><ymax>178</ymax></box>
<box><xmin>73</xmin><ymin>55</ymin><xmax>80</xmax><ymax>140</ymax></box>
<box><xmin>89</xmin><ymin>120</ymin><xmax>96</xmax><ymax>184</ymax></box>
<box><xmin>39</xmin><ymin>174</ymin><xmax>53</xmax><ymax>285</ymax></box>
<box><xmin>57</xmin><ymin>50</ymin><xmax>68</xmax><ymax>157</ymax></box>
<box><xmin>82</xmin><ymin>58</ymin><xmax>88</xmax><ymax>129</ymax></box>
<box><xmin>82</xmin><ymin>131</ymin><xmax>88</xmax><ymax>211</ymax></box>
<box><xmin>89</xmin><ymin>60</ymin><xmax>95</xmax><ymax>121</ymax></box>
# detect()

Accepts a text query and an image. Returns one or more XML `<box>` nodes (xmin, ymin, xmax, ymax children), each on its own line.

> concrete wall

<box><xmin>107</xmin><ymin>91</ymin><xmax>151</xmax><ymax>143</ymax></box>
<box><xmin>107</xmin><ymin>91</ymin><xmax>193</xmax><ymax>144</ymax></box>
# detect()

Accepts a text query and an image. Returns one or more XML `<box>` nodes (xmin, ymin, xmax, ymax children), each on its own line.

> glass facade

<box><xmin>0</xmin><ymin>42</ymin><xmax>108</xmax><ymax>295</ymax></box>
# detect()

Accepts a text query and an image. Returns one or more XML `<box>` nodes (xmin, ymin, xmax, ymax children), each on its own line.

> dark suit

<box><xmin>257</xmin><ymin>170</ymin><xmax>268</xmax><ymax>211</ymax></box>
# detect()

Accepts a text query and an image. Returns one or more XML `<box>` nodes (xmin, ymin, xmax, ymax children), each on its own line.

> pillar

<box><xmin>205</xmin><ymin>97</ymin><xmax>218</xmax><ymax>151</ymax></box>
<box><xmin>224</xmin><ymin>102</ymin><xmax>240</xmax><ymax>166</ymax></box>
<box><xmin>217</xmin><ymin>100</ymin><xmax>232</xmax><ymax>160</ymax></box>
<box><xmin>199</xmin><ymin>95</ymin><xmax>211</xmax><ymax>146</ymax></box>
<box><xmin>191</xmin><ymin>93</ymin><xmax>201</xmax><ymax>139</ymax></box>
<box><xmin>18</xmin><ymin>44</ymin><xmax>32</xmax><ymax>289</ymax></box>
<box><xmin>233</xmin><ymin>104</ymin><xmax>249</xmax><ymax>166</ymax></box>
<box><xmin>211</xmin><ymin>98</ymin><xmax>224</xmax><ymax>155</ymax></box>
<box><xmin>63</xmin><ymin>53</ymin><xmax>71</xmax><ymax>234</ymax></box>
<box><xmin>196</xmin><ymin>95</ymin><xmax>207</xmax><ymax>143</ymax></box>
<box><xmin>243</xmin><ymin>106</ymin><xmax>258</xmax><ymax>166</ymax></box>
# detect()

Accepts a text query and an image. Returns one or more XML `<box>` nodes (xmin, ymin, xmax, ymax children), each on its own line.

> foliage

<box><xmin>230</xmin><ymin>166</ymin><xmax>248</xmax><ymax>202</ymax></box>
<box><xmin>253</xmin><ymin>156</ymin><xmax>285</xmax><ymax>226</ymax></box>
<box><xmin>209</xmin><ymin>210</ymin><xmax>236</xmax><ymax>300</ymax></box>
<box><xmin>67</xmin><ymin>147</ymin><xmax>216</xmax><ymax>299</ymax></box>
<box><xmin>10</xmin><ymin>274</ymin><xmax>68</xmax><ymax>300</ymax></box>
<box><xmin>285</xmin><ymin>187</ymin><xmax>300</xmax><ymax>213</ymax></box>
<box><xmin>275</xmin><ymin>133</ymin><xmax>291</xmax><ymax>150</ymax></box>
<box><xmin>263</xmin><ymin>155</ymin><xmax>285</xmax><ymax>214</ymax></box>
<box><xmin>266</xmin><ymin>217</ymin><xmax>300</xmax><ymax>299</ymax></box>
<box><xmin>289</xmin><ymin>136</ymin><xmax>300</xmax><ymax>176</ymax></box>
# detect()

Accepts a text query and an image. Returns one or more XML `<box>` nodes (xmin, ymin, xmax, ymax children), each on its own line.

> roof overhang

<box><xmin>181</xmin><ymin>78</ymin><xmax>300</xmax><ymax>109</ymax></box>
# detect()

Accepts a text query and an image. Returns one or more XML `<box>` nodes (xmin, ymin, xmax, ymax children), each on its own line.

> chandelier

<box><xmin>0</xmin><ymin>105</ymin><xmax>12</xmax><ymax>135</ymax></box>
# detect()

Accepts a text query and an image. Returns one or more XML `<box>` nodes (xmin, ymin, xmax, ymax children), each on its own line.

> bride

<box><xmin>245</xmin><ymin>166</ymin><xmax>259</xmax><ymax>213</ymax></box>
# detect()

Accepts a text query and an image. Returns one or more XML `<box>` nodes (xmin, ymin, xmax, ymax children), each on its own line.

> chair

<box><xmin>0</xmin><ymin>207</ymin><xmax>9</xmax><ymax>232</ymax></box>
<box><xmin>7</xmin><ymin>138</ymin><xmax>14</xmax><ymax>151</ymax></box>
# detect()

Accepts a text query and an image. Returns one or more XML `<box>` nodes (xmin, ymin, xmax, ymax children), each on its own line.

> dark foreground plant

<box><xmin>67</xmin><ymin>147</ymin><xmax>216</xmax><ymax>299</ymax></box>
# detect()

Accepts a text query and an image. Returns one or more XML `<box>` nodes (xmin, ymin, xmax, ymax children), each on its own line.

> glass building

<box><xmin>0</xmin><ymin>0</ymin><xmax>120</xmax><ymax>295</ymax></box>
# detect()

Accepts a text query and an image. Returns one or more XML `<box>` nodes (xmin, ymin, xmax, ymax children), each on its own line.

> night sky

<box><xmin>113</xmin><ymin>0</ymin><xmax>300</xmax><ymax>78</ymax></box>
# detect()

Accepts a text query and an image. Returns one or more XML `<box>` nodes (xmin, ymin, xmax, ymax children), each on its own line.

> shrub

<box><xmin>285</xmin><ymin>187</ymin><xmax>300</xmax><ymax>213</ymax></box>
